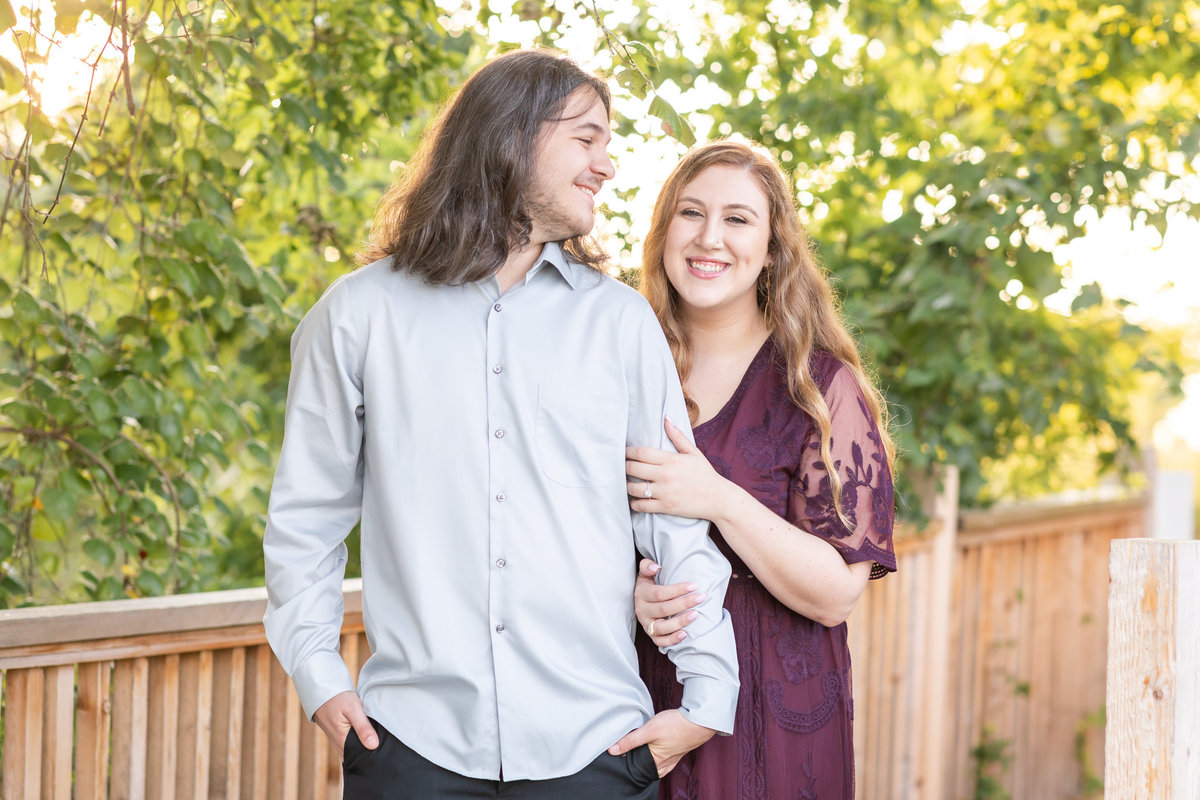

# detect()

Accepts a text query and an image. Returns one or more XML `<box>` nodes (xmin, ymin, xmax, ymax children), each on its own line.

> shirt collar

<box><xmin>529</xmin><ymin>242</ymin><xmax>582</xmax><ymax>290</ymax></box>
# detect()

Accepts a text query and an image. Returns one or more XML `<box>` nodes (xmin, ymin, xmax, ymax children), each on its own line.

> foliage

<box><xmin>1074</xmin><ymin>704</ymin><xmax>1106</xmax><ymax>797</ymax></box>
<box><xmin>970</xmin><ymin>725</ymin><xmax>1013</xmax><ymax>800</ymax></box>
<box><xmin>0</xmin><ymin>1</ymin><xmax>471</xmax><ymax>605</ymax></box>
<box><xmin>500</xmin><ymin>0</ymin><xmax>1197</xmax><ymax>505</ymax></box>
<box><xmin>3</xmin><ymin>0</ymin><xmax>1197</xmax><ymax>604</ymax></box>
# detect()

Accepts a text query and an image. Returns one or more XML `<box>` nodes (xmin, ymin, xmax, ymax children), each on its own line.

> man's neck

<box><xmin>495</xmin><ymin>242</ymin><xmax>547</xmax><ymax>294</ymax></box>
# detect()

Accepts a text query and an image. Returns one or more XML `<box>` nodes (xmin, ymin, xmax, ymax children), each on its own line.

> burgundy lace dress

<box><xmin>639</xmin><ymin>341</ymin><xmax>896</xmax><ymax>800</ymax></box>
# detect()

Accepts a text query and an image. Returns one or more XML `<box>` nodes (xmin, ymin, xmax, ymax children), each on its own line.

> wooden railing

<box><xmin>0</xmin><ymin>488</ymin><xmax>1148</xmax><ymax>800</ymax></box>
<box><xmin>0</xmin><ymin>586</ymin><xmax>368</xmax><ymax>800</ymax></box>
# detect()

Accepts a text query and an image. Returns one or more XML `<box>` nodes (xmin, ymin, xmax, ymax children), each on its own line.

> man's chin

<box><xmin>549</xmin><ymin>224</ymin><xmax>596</xmax><ymax>242</ymax></box>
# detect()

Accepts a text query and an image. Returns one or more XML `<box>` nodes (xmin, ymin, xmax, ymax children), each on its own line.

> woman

<box><xmin>625</xmin><ymin>140</ymin><xmax>896</xmax><ymax>800</ymax></box>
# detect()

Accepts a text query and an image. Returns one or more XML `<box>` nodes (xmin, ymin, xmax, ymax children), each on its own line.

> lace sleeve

<box><xmin>793</xmin><ymin>364</ymin><xmax>896</xmax><ymax>577</ymax></box>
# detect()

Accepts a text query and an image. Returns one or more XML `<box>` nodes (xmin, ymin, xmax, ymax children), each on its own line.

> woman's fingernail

<box><xmin>677</xmin><ymin>631</ymin><xmax>688</xmax><ymax>641</ymax></box>
<box><xmin>692</xmin><ymin>593</ymin><xmax>707</xmax><ymax>604</ymax></box>
<box><xmin>685</xmin><ymin>583</ymin><xmax>698</xmax><ymax>592</ymax></box>
<box><xmin>686</xmin><ymin>611</ymin><xmax>699</xmax><ymax>621</ymax></box>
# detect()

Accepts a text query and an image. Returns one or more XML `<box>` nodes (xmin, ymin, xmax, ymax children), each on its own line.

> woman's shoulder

<box><xmin>805</xmin><ymin>348</ymin><xmax>849</xmax><ymax>393</ymax></box>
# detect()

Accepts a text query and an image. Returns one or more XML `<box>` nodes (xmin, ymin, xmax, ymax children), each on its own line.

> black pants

<box><xmin>342</xmin><ymin>718</ymin><xmax>660</xmax><ymax>799</ymax></box>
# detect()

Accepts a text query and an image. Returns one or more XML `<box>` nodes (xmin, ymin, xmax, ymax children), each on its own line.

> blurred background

<box><xmin>1</xmin><ymin>0</ymin><xmax>1196</xmax><ymax>602</ymax></box>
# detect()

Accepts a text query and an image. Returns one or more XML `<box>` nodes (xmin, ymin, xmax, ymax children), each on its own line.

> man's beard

<box><xmin>524</xmin><ymin>184</ymin><xmax>593</xmax><ymax>243</ymax></box>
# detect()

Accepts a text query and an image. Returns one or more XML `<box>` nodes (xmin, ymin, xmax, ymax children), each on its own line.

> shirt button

<box><xmin>495</xmin><ymin>623</ymin><xmax>505</xmax><ymax>633</ymax></box>
<box><xmin>494</xmin><ymin>429</ymin><xmax>505</xmax><ymax>439</ymax></box>
<box><xmin>493</xmin><ymin>303</ymin><xmax>502</xmax><ymax>312</ymax></box>
<box><xmin>496</xmin><ymin>492</ymin><xmax>506</xmax><ymax>502</ymax></box>
<box><xmin>496</xmin><ymin>558</ymin><xmax>506</xmax><ymax>568</ymax></box>
<box><xmin>492</xmin><ymin>364</ymin><xmax>503</xmax><ymax>374</ymax></box>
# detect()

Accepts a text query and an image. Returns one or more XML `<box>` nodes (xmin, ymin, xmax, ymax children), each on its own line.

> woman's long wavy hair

<box><xmin>641</xmin><ymin>140</ymin><xmax>895</xmax><ymax>525</ymax></box>
<box><xmin>357</xmin><ymin>49</ymin><xmax>611</xmax><ymax>284</ymax></box>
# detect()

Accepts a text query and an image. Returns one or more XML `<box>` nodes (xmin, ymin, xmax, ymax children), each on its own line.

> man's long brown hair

<box><xmin>358</xmin><ymin>49</ymin><xmax>611</xmax><ymax>284</ymax></box>
<box><xmin>640</xmin><ymin>140</ymin><xmax>895</xmax><ymax>527</ymax></box>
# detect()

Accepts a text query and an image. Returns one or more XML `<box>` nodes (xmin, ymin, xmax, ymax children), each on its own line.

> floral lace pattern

<box><xmin>640</xmin><ymin>341</ymin><xmax>896</xmax><ymax>800</ymax></box>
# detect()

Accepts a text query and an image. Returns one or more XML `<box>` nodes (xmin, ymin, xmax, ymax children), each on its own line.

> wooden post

<box><xmin>921</xmin><ymin>466</ymin><xmax>957</xmax><ymax>800</ymax></box>
<box><xmin>1106</xmin><ymin>538</ymin><xmax>1200</xmax><ymax>799</ymax></box>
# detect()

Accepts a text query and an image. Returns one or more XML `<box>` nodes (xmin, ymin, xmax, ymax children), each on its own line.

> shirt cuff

<box><xmin>291</xmin><ymin>649</ymin><xmax>356</xmax><ymax>720</ymax></box>
<box><xmin>679</xmin><ymin>675</ymin><xmax>739</xmax><ymax>736</ymax></box>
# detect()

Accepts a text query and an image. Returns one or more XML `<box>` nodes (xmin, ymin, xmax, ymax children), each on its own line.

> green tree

<box><xmin>4</xmin><ymin>0</ymin><xmax>1195</xmax><ymax>606</ymax></box>
<box><xmin>0</xmin><ymin>0</ymin><xmax>471</xmax><ymax>605</ymax></box>
<box><xmin>492</xmin><ymin>0</ymin><xmax>1195</xmax><ymax>504</ymax></box>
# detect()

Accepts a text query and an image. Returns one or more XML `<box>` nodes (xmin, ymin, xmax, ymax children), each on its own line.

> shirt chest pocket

<box><xmin>535</xmin><ymin>383</ymin><xmax>626</xmax><ymax>488</ymax></box>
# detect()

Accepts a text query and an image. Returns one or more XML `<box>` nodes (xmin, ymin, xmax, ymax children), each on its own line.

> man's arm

<box><xmin>614</xmin><ymin>303</ymin><xmax>739</xmax><ymax>768</ymax></box>
<box><xmin>262</xmin><ymin>279</ymin><xmax>368</xmax><ymax>743</ymax></box>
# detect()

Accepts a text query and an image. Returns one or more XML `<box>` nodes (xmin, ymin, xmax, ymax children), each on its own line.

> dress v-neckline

<box><xmin>693</xmin><ymin>337</ymin><xmax>774</xmax><ymax>435</ymax></box>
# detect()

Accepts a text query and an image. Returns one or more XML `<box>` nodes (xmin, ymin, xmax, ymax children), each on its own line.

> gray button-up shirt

<box><xmin>263</xmin><ymin>243</ymin><xmax>738</xmax><ymax>781</ymax></box>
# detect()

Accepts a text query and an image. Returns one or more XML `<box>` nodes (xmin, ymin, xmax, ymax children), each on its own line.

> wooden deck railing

<box><xmin>0</xmin><ymin>585</ymin><xmax>368</xmax><ymax>800</ymax></box>
<box><xmin>0</xmin><ymin>487</ymin><xmax>1148</xmax><ymax>800</ymax></box>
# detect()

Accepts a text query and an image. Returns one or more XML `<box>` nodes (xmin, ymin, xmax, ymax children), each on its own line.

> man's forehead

<box><xmin>556</xmin><ymin>89</ymin><xmax>611</xmax><ymax>129</ymax></box>
<box><xmin>561</xmin><ymin>86</ymin><xmax>606</xmax><ymax>114</ymax></box>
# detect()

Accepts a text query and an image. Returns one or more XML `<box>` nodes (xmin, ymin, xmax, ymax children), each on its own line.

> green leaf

<box><xmin>622</xmin><ymin>40</ymin><xmax>658</xmax><ymax>74</ymax></box>
<box><xmin>39</xmin><ymin>487</ymin><xmax>77</xmax><ymax>522</ymax></box>
<box><xmin>278</xmin><ymin>96</ymin><xmax>311</xmax><ymax>130</ymax></box>
<box><xmin>162</xmin><ymin>258</ymin><xmax>199</xmax><ymax>298</ymax></box>
<box><xmin>205</xmin><ymin>121</ymin><xmax>235</xmax><ymax>152</ymax></box>
<box><xmin>1070</xmin><ymin>282</ymin><xmax>1103</xmax><ymax>313</ymax></box>
<box><xmin>648</xmin><ymin>95</ymin><xmax>695</xmax><ymax>146</ymax></box>
<box><xmin>247</xmin><ymin>440</ymin><xmax>272</xmax><ymax>466</ymax></box>
<box><xmin>183</xmin><ymin>149</ymin><xmax>204</xmax><ymax>173</ymax></box>
<box><xmin>213</xmin><ymin>402</ymin><xmax>241</xmax><ymax>436</ymax></box>
<box><xmin>83</xmin><ymin>538</ymin><xmax>116</xmax><ymax>567</ymax></box>
<box><xmin>0</xmin><ymin>1</ymin><xmax>15</xmax><ymax>35</ymax></box>
<box><xmin>245</xmin><ymin>77</ymin><xmax>271</xmax><ymax>105</ymax></box>
<box><xmin>11</xmin><ymin>289</ymin><xmax>43</xmax><ymax>324</ymax></box>
<box><xmin>77</xmin><ymin>349</ymin><xmax>116</xmax><ymax>379</ymax></box>
<box><xmin>136</xmin><ymin>569</ymin><xmax>164</xmax><ymax>596</ymax></box>
<box><xmin>1</xmin><ymin>401</ymin><xmax>43</xmax><ymax>428</ymax></box>
<box><xmin>1</xmin><ymin>574</ymin><xmax>28</xmax><ymax>598</ymax></box>
<box><xmin>212</xmin><ymin>304</ymin><xmax>234</xmax><ymax>332</ymax></box>
<box><xmin>158</xmin><ymin>414</ymin><xmax>182</xmax><ymax>443</ymax></box>
<box><xmin>0</xmin><ymin>55</ymin><xmax>22</xmax><ymax>94</ymax></box>
<box><xmin>86</xmin><ymin>389</ymin><xmax>119</xmax><ymax>423</ymax></box>
<box><xmin>120</xmin><ymin>378</ymin><xmax>157</xmax><ymax>418</ymax></box>
<box><xmin>52</xmin><ymin>0</ymin><xmax>85</xmax><ymax>34</ymax></box>
<box><xmin>208</xmin><ymin>40</ymin><xmax>234</xmax><ymax>72</ymax></box>
<box><xmin>615</xmin><ymin>67</ymin><xmax>652</xmax><ymax>100</ymax></box>
<box><xmin>180</xmin><ymin>323</ymin><xmax>207</xmax><ymax>353</ymax></box>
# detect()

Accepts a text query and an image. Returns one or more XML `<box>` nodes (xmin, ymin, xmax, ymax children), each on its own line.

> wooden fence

<box><xmin>850</xmin><ymin>489</ymin><xmax>1148</xmax><ymax>799</ymax></box>
<box><xmin>0</xmin><ymin>489</ymin><xmax>1148</xmax><ymax>799</ymax></box>
<box><xmin>0</xmin><ymin>588</ymin><xmax>369</xmax><ymax>800</ymax></box>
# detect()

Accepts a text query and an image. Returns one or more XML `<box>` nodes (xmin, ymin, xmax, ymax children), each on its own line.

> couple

<box><xmin>263</xmin><ymin>48</ymin><xmax>895</xmax><ymax>800</ymax></box>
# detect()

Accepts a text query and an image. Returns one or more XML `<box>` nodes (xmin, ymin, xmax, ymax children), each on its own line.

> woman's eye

<box><xmin>727</xmin><ymin>216</ymin><xmax>748</xmax><ymax>225</ymax></box>
<box><xmin>680</xmin><ymin>208</ymin><xmax>703</xmax><ymax>218</ymax></box>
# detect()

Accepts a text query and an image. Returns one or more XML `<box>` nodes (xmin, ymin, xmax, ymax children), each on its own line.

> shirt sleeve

<box><xmin>262</xmin><ymin>278</ymin><xmax>365</xmax><ymax>719</ymax></box>
<box><xmin>624</xmin><ymin>303</ymin><xmax>740</xmax><ymax>735</ymax></box>
<box><xmin>792</xmin><ymin>362</ymin><xmax>897</xmax><ymax>577</ymax></box>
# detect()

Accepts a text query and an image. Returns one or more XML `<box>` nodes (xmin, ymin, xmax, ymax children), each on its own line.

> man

<box><xmin>263</xmin><ymin>49</ymin><xmax>738</xmax><ymax>799</ymax></box>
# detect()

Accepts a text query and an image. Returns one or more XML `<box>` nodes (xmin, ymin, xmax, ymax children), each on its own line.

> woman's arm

<box><xmin>627</xmin><ymin>419</ymin><xmax>871</xmax><ymax>628</ymax></box>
